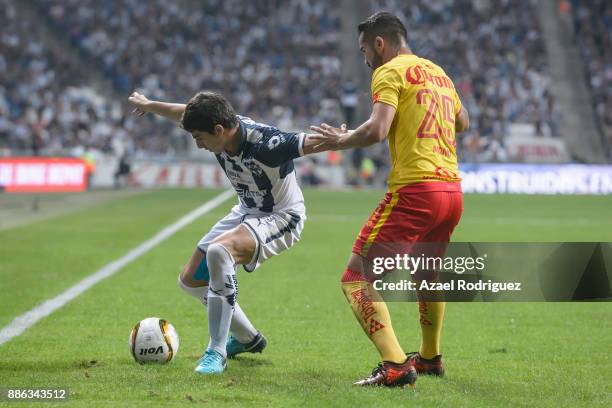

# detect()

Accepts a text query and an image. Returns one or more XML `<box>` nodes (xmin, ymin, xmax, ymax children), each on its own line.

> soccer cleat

<box><xmin>194</xmin><ymin>349</ymin><xmax>227</xmax><ymax>375</ymax></box>
<box><xmin>226</xmin><ymin>332</ymin><xmax>267</xmax><ymax>358</ymax></box>
<box><xmin>354</xmin><ymin>359</ymin><xmax>417</xmax><ymax>388</ymax></box>
<box><xmin>406</xmin><ymin>352</ymin><xmax>445</xmax><ymax>377</ymax></box>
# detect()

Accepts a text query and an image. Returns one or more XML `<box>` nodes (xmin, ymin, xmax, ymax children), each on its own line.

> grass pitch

<box><xmin>0</xmin><ymin>189</ymin><xmax>610</xmax><ymax>407</ymax></box>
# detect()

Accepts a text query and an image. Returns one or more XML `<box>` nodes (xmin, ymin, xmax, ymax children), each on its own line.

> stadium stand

<box><xmin>2</xmin><ymin>0</ymin><xmax>343</xmax><ymax>157</ymax></box>
<box><xmin>571</xmin><ymin>0</ymin><xmax>612</xmax><ymax>159</ymax></box>
<box><xmin>42</xmin><ymin>0</ymin><xmax>343</xmax><ymax>132</ymax></box>
<box><xmin>0</xmin><ymin>0</ymin><xmax>179</xmax><ymax>157</ymax></box>
<box><xmin>1</xmin><ymin>0</ymin><xmax>608</xmax><ymax>175</ymax></box>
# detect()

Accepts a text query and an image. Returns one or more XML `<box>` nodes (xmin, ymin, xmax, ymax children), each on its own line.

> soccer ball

<box><xmin>129</xmin><ymin>317</ymin><xmax>179</xmax><ymax>364</ymax></box>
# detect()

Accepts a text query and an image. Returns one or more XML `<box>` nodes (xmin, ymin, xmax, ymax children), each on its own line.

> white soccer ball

<box><xmin>129</xmin><ymin>317</ymin><xmax>179</xmax><ymax>364</ymax></box>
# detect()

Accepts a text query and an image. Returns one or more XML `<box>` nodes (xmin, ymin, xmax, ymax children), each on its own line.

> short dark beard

<box><xmin>370</xmin><ymin>53</ymin><xmax>384</xmax><ymax>71</ymax></box>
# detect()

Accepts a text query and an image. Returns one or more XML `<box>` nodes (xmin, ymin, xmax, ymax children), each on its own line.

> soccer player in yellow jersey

<box><xmin>311</xmin><ymin>11</ymin><xmax>470</xmax><ymax>387</ymax></box>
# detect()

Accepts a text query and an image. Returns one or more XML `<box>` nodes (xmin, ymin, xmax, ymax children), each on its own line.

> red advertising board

<box><xmin>0</xmin><ymin>157</ymin><xmax>88</xmax><ymax>192</ymax></box>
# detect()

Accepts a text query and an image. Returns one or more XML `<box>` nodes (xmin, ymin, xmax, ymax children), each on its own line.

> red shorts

<box><xmin>352</xmin><ymin>183</ymin><xmax>463</xmax><ymax>261</ymax></box>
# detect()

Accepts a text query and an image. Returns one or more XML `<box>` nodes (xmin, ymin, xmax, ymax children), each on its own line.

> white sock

<box><xmin>206</xmin><ymin>243</ymin><xmax>236</xmax><ymax>358</ymax></box>
<box><xmin>177</xmin><ymin>275</ymin><xmax>208</xmax><ymax>305</ymax></box>
<box><xmin>178</xmin><ymin>272</ymin><xmax>257</xmax><ymax>344</ymax></box>
<box><xmin>231</xmin><ymin>304</ymin><xmax>257</xmax><ymax>344</ymax></box>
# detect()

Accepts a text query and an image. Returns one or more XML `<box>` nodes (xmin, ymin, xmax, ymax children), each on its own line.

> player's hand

<box><xmin>128</xmin><ymin>91</ymin><xmax>151</xmax><ymax>117</ymax></box>
<box><xmin>309</xmin><ymin>123</ymin><xmax>349</xmax><ymax>151</ymax></box>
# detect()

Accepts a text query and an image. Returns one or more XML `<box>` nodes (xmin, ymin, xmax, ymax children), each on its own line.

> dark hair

<box><xmin>358</xmin><ymin>11</ymin><xmax>407</xmax><ymax>48</ymax></box>
<box><xmin>181</xmin><ymin>91</ymin><xmax>238</xmax><ymax>133</ymax></box>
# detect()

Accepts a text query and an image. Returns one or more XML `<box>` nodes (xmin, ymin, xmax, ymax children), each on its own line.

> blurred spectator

<box><xmin>114</xmin><ymin>153</ymin><xmax>131</xmax><ymax>189</ymax></box>
<box><xmin>571</xmin><ymin>0</ymin><xmax>612</xmax><ymax>158</ymax></box>
<box><xmin>2</xmin><ymin>0</ymin><xmax>344</xmax><ymax>157</ymax></box>
<box><xmin>42</xmin><ymin>0</ymin><xmax>343</xmax><ymax>131</ymax></box>
<box><xmin>479</xmin><ymin>134</ymin><xmax>509</xmax><ymax>162</ymax></box>
<box><xmin>299</xmin><ymin>157</ymin><xmax>322</xmax><ymax>186</ymax></box>
<box><xmin>340</xmin><ymin>81</ymin><xmax>358</xmax><ymax>128</ymax></box>
<box><xmin>0</xmin><ymin>0</ymin><xmax>180</xmax><ymax>157</ymax></box>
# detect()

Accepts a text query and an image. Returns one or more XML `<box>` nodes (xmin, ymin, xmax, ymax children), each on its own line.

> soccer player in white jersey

<box><xmin>129</xmin><ymin>91</ymin><xmax>325</xmax><ymax>375</ymax></box>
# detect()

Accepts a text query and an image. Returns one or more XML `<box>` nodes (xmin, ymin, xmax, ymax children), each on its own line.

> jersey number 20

<box><xmin>415</xmin><ymin>88</ymin><xmax>456</xmax><ymax>147</ymax></box>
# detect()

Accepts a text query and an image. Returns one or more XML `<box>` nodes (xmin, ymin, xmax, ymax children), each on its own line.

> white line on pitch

<box><xmin>0</xmin><ymin>189</ymin><xmax>235</xmax><ymax>346</ymax></box>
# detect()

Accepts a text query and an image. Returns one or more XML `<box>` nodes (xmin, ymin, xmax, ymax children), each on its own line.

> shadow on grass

<box><xmin>229</xmin><ymin>355</ymin><xmax>274</xmax><ymax>367</ymax></box>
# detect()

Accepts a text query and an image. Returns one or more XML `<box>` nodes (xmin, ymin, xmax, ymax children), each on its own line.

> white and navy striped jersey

<box><xmin>215</xmin><ymin>116</ymin><xmax>306</xmax><ymax>214</ymax></box>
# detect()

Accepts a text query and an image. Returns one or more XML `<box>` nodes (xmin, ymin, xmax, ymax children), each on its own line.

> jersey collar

<box><xmin>226</xmin><ymin>121</ymin><xmax>247</xmax><ymax>157</ymax></box>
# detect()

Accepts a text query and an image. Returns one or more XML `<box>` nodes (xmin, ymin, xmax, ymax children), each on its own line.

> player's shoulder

<box><xmin>374</xmin><ymin>55</ymin><xmax>410</xmax><ymax>76</ymax></box>
<box><xmin>414</xmin><ymin>56</ymin><xmax>447</xmax><ymax>76</ymax></box>
<box><xmin>237</xmin><ymin>115</ymin><xmax>300</xmax><ymax>163</ymax></box>
<box><xmin>402</xmin><ymin>55</ymin><xmax>456</xmax><ymax>90</ymax></box>
<box><xmin>237</xmin><ymin>115</ymin><xmax>278</xmax><ymax>134</ymax></box>
<box><xmin>372</xmin><ymin>54</ymin><xmax>421</xmax><ymax>85</ymax></box>
<box><xmin>237</xmin><ymin>115</ymin><xmax>282</xmax><ymax>144</ymax></box>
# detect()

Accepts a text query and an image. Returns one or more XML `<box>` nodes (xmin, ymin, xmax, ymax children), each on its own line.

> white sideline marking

<box><xmin>0</xmin><ymin>189</ymin><xmax>235</xmax><ymax>346</ymax></box>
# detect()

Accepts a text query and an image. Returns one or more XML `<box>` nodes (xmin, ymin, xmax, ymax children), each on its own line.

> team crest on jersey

<box><xmin>242</xmin><ymin>158</ymin><xmax>266</xmax><ymax>177</ymax></box>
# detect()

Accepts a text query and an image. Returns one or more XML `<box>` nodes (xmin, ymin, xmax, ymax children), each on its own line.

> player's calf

<box><xmin>205</xmin><ymin>243</ymin><xmax>237</xmax><ymax>358</ymax></box>
<box><xmin>178</xmin><ymin>276</ymin><xmax>208</xmax><ymax>305</ymax></box>
<box><xmin>178</xmin><ymin>246</ymin><xmax>209</xmax><ymax>303</ymax></box>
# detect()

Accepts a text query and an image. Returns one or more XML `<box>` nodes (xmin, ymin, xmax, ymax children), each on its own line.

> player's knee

<box><xmin>212</xmin><ymin>226</ymin><xmax>256</xmax><ymax>265</ymax></box>
<box><xmin>205</xmin><ymin>243</ymin><xmax>237</xmax><ymax>306</ymax></box>
<box><xmin>206</xmin><ymin>243</ymin><xmax>235</xmax><ymax>276</ymax></box>
<box><xmin>177</xmin><ymin>274</ymin><xmax>208</xmax><ymax>306</ymax></box>
<box><xmin>341</xmin><ymin>268</ymin><xmax>368</xmax><ymax>284</ymax></box>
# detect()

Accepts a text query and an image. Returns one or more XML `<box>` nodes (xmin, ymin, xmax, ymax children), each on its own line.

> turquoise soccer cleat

<box><xmin>194</xmin><ymin>349</ymin><xmax>227</xmax><ymax>375</ymax></box>
<box><xmin>226</xmin><ymin>332</ymin><xmax>267</xmax><ymax>359</ymax></box>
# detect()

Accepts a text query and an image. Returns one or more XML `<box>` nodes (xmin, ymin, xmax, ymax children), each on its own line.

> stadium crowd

<box><xmin>2</xmin><ymin>0</ymin><xmax>609</xmax><ymax>177</ymax></box>
<box><xmin>0</xmin><ymin>0</ymin><xmax>178</xmax><ymax>157</ymax></box>
<box><xmin>571</xmin><ymin>0</ymin><xmax>612</xmax><ymax>159</ymax></box>
<box><xmin>43</xmin><ymin>0</ymin><xmax>343</xmax><ymax>132</ymax></box>
<box><xmin>2</xmin><ymin>0</ymin><xmax>343</xmax><ymax>157</ymax></box>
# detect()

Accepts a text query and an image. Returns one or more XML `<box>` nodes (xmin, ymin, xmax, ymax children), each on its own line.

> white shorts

<box><xmin>197</xmin><ymin>205</ymin><xmax>305</xmax><ymax>272</ymax></box>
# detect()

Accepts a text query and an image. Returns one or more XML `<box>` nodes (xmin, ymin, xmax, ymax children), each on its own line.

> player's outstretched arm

<box><xmin>301</xmin><ymin>131</ymin><xmax>345</xmax><ymax>155</ymax></box>
<box><xmin>309</xmin><ymin>102</ymin><xmax>396</xmax><ymax>151</ymax></box>
<box><xmin>455</xmin><ymin>105</ymin><xmax>470</xmax><ymax>133</ymax></box>
<box><xmin>128</xmin><ymin>91</ymin><xmax>186</xmax><ymax>123</ymax></box>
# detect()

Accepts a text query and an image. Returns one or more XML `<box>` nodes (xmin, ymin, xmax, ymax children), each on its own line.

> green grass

<box><xmin>0</xmin><ymin>189</ymin><xmax>611</xmax><ymax>407</ymax></box>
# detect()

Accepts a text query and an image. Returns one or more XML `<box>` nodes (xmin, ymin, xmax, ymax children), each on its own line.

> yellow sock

<box><xmin>418</xmin><ymin>300</ymin><xmax>445</xmax><ymax>359</ymax></box>
<box><xmin>342</xmin><ymin>281</ymin><xmax>406</xmax><ymax>363</ymax></box>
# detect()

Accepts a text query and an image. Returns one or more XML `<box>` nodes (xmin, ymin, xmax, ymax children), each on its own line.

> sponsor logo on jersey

<box><xmin>423</xmin><ymin>166</ymin><xmax>460</xmax><ymax>181</ymax></box>
<box><xmin>236</xmin><ymin>188</ymin><xmax>267</xmax><ymax>199</ymax></box>
<box><xmin>405</xmin><ymin>65</ymin><xmax>454</xmax><ymax>89</ymax></box>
